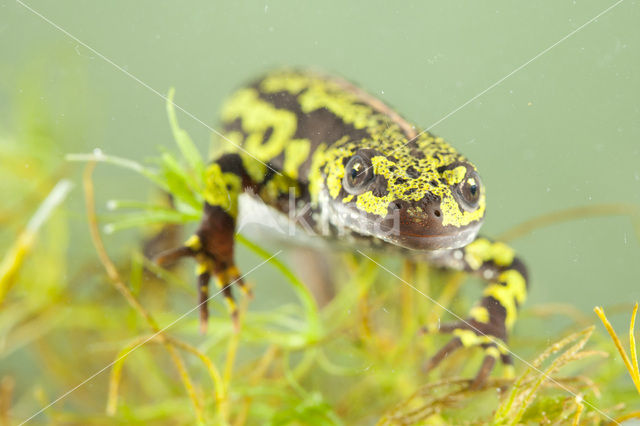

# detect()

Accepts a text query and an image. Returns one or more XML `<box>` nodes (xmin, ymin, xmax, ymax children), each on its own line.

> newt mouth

<box><xmin>383</xmin><ymin>223</ymin><xmax>482</xmax><ymax>250</ymax></box>
<box><xmin>387</xmin><ymin>208</ymin><xmax>484</xmax><ymax>249</ymax></box>
<box><xmin>328</xmin><ymin>201</ymin><xmax>482</xmax><ymax>250</ymax></box>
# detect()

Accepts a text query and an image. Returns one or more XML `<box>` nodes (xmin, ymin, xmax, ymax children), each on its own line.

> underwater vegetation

<box><xmin>1</xmin><ymin>91</ymin><xmax>639</xmax><ymax>425</ymax></box>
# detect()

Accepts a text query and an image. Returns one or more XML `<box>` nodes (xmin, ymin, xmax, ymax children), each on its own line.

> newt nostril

<box><xmin>433</xmin><ymin>209</ymin><xmax>442</xmax><ymax>218</ymax></box>
<box><xmin>392</xmin><ymin>201</ymin><xmax>402</xmax><ymax>211</ymax></box>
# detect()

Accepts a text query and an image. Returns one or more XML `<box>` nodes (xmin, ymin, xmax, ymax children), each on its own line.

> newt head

<box><xmin>320</xmin><ymin>133</ymin><xmax>486</xmax><ymax>250</ymax></box>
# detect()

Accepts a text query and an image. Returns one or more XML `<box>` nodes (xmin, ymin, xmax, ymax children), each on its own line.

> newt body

<box><xmin>159</xmin><ymin>70</ymin><xmax>529</xmax><ymax>384</ymax></box>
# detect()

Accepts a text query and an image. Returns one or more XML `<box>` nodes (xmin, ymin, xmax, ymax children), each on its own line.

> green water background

<box><xmin>2</xmin><ymin>1</ymin><xmax>639</xmax><ymax>325</ymax></box>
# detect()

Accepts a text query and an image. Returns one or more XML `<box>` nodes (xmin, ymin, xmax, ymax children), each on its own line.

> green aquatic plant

<box><xmin>3</xmin><ymin>87</ymin><xmax>639</xmax><ymax>425</ymax></box>
<box><xmin>594</xmin><ymin>304</ymin><xmax>640</xmax><ymax>424</ymax></box>
<box><xmin>0</xmin><ymin>180</ymin><xmax>73</xmax><ymax>305</ymax></box>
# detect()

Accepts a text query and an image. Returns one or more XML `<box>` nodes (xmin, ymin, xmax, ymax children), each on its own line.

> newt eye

<box><xmin>343</xmin><ymin>154</ymin><xmax>374</xmax><ymax>194</ymax></box>
<box><xmin>455</xmin><ymin>171</ymin><xmax>482</xmax><ymax>210</ymax></box>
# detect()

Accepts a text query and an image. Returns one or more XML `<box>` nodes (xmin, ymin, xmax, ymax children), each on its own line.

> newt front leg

<box><xmin>423</xmin><ymin>237</ymin><xmax>529</xmax><ymax>388</ymax></box>
<box><xmin>156</xmin><ymin>153</ymin><xmax>257</xmax><ymax>332</ymax></box>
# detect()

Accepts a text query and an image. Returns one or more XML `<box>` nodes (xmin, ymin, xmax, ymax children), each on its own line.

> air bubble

<box><xmin>93</xmin><ymin>148</ymin><xmax>105</xmax><ymax>159</ymax></box>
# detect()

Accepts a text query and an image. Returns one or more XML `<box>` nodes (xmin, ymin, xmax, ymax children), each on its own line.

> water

<box><xmin>1</xmin><ymin>2</ymin><xmax>639</xmax><ymax>421</ymax></box>
<box><xmin>2</xmin><ymin>0</ymin><xmax>639</xmax><ymax>313</ymax></box>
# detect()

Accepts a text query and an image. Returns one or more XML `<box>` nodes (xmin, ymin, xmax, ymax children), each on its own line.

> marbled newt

<box><xmin>157</xmin><ymin>69</ymin><xmax>529</xmax><ymax>386</ymax></box>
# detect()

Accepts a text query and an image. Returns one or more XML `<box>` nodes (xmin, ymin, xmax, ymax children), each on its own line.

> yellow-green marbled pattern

<box><xmin>179</xmin><ymin>69</ymin><xmax>529</xmax><ymax>383</ymax></box>
<box><xmin>217</xmin><ymin>69</ymin><xmax>485</xmax><ymax>231</ymax></box>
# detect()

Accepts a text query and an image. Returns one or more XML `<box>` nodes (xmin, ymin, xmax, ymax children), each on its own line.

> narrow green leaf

<box><xmin>159</xmin><ymin>152</ymin><xmax>203</xmax><ymax>211</ymax></box>
<box><xmin>166</xmin><ymin>88</ymin><xmax>206</xmax><ymax>182</ymax></box>
<box><xmin>66</xmin><ymin>152</ymin><xmax>168</xmax><ymax>192</ymax></box>
<box><xmin>104</xmin><ymin>210</ymin><xmax>199</xmax><ymax>233</ymax></box>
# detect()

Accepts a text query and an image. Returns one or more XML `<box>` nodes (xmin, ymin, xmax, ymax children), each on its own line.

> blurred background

<box><xmin>1</xmin><ymin>1</ymin><xmax>639</xmax><ymax>424</ymax></box>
